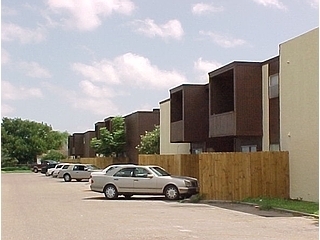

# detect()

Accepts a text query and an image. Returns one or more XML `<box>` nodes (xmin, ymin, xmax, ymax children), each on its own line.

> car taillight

<box><xmin>89</xmin><ymin>176</ymin><xmax>93</xmax><ymax>184</ymax></box>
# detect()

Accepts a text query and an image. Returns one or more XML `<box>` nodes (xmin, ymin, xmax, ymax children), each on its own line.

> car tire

<box><xmin>63</xmin><ymin>174</ymin><xmax>71</xmax><ymax>182</ymax></box>
<box><xmin>164</xmin><ymin>185</ymin><xmax>179</xmax><ymax>200</ymax></box>
<box><xmin>33</xmin><ymin>168</ymin><xmax>38</xmax><ymax>173</ymax></box>
<box><xmin>104</xmin><ymin>185</ymin><xmax>118</xmax><ymax>200</ymax></box>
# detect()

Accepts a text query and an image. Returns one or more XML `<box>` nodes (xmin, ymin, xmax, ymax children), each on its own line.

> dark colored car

<box><xmin>40</xmin><ymin>160</ymin><xmax>58</xmax><ymax>174</ymax></box>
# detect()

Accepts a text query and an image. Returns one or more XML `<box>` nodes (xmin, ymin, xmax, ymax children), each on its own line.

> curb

<box><xmin>198</xmin><ymin>200</ymin><xmax>319</xmax><ymax>219</ymax></box>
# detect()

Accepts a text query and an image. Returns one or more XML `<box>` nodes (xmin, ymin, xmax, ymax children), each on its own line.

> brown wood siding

<box><xmin>125</xmin><ymin>110</ymin><xmax>160</xmax><ymax>163</ymax></box>
<box><xmin>235</xmin><ymin>64</ymin><xmax>262</xmax><ymax>136</ymax></box>
<box><xmin>73</xmin><ymin>133</ymin><xmax>84</xmax><ymax>157</ymax></box>
<box><xmin>184</xmin><ymin>85</ymin><xmax>209</xmax><ymax>142</ymax></box>
<box><xmin>83</xmin><ymin>131</ymin><xmax>96</xmax><ymax>158</ymax></box>
<box><xmin>170</xmin><ymin>84</ymin><xmax>208</xmax><ymax>143</ymax></box>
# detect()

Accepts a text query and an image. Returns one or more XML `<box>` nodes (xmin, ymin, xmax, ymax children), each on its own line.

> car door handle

<box><xmin>134</xmin><ymin>179</ymin><xmax>138</xmax><ymax>182</ymax></box>
<box><xmin>114</xmin><ymin>178</ymin><xmax>118</xmax><ymax>181</ymax></box>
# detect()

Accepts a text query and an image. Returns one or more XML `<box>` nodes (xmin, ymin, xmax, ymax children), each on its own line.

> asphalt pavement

<box><xmin>2</xmin><ymin>173</ymin><xmax>319</xmax><ymax>240</ymax></box>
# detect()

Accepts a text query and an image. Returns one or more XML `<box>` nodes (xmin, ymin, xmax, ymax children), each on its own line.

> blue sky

<box><xmin>2</xmin><ymin>0</ymin><xmax>318</xmax><ymax>134</ymax></box>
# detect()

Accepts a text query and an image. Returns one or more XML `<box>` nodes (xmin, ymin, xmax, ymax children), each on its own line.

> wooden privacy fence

<box><xmin>139</xmin><ymin>151</ymin><xmax>289</xmax><ymax>201</ymax></box>
<box><xmin>62</xmin><ymin>157</ymin><xmax>130</xmax><ymax>169</ymax></box>
<box><xmin>139</xmin><ymin>154</ymin><xmax>199</xmax><ymax>179</ymax></box>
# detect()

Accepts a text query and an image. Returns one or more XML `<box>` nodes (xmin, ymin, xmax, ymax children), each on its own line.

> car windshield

<box><xmin>149</xmin><ymin>167</ymin><xmax>170</xmax><ymax>176</ymax></box>
<box><xmin>86</xmin><ymin>165</ymin><xmax>99</xmax><ymax>170</ymax></box>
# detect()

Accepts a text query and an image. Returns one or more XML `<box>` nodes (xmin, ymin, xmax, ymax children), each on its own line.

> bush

<box><xmin>2</xmin><ymin>165</ymin><xmax>31</xmax><ymax>171</ymax></box>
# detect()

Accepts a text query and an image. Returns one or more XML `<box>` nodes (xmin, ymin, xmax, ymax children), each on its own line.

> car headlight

<box><xmin>184</xmin><ymin>180</ymin><xmax>192</xmax><ymax>187</ymax></box>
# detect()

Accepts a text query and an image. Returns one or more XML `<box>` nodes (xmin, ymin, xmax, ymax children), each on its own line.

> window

<box><xmin>62</xmin><ymin>165</ymin><xmax>69</xmax><ymax>169</ymax></box>
<box><xmin>133</xmin><ymin>167</ymin><xmax>150</xmax><ymax>178</ymax></box>
<box><xmin>73</xmin><ymin>165</ymin><xmax>85</xmax><ymax>171</ymax></box>
<box><xmin>241</xmin><ymin>145</ymin><xmax>257</xmax><ymax>152</ymax></box>
<box><xmin>269</xmin><ymin>74</ymin><xmax>279</xmax><ymax>98</ymax></box>
<box><xmin>114</xmin><ymin>168</ymin><xmax>135</xmax><ymax>177</ymax></box>
<box><xmin>270</xmin><ymin>144</ymin><xmax>280</xmax><ymax>151</ymax></box>
<box><xmin>149</xmin><ymin>167</ymin><xmax>170</xmax><ymax>176</ymax></box>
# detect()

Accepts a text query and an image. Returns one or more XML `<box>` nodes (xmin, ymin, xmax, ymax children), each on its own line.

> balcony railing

<box><xmin>209</xmin><ymin>111</ymin><xmax>236</xmax><ymax>137</ymax></box>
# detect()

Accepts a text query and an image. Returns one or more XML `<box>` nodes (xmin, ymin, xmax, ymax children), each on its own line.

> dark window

<box><xmin>73</xmin><ymin>165</ymin><xmax>85</xmax><ymax>171</ymax></box>
<box><xmin>133</xmin><ymin>167</ymin><xmax>150</xmax><ymax>178</ymax></box>
<box><xmin>114</xmin><ymin>168</ymin><xmax>135</xmax><ymax>177</ymax></box>
<box><xmin>62</xmin><ymin>165</ymin><xmax>69</xmax><ymax>169</ymax></box>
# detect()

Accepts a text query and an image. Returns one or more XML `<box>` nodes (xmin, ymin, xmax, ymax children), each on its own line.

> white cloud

<box><xmin>1</xmin><ymin>5</ymin><xmax>18</xmax><ymax>16</ymax></box>
<box><xmin>18</xmin><ymin>61</ymin><xmax>52</xmax><ymax>78</ymax></box>
<box><xmin>192</xmin><ymin>3</ymin><xmax>224</xmax><ymax>15</ymax></box>
<box><xmin>2</xmin><ymin>49</ymin><xmax>11</xmax><ymax>65</ymax></box>
<box><xmin>79</xmin><ymin>80</ymin><xmax>117</xmax><ymax>98</ymax></box>
<box><xmin>308</xmin><ymin>0</ymin><xmax>319</xmax><ymax>8</ymax></box>
<box><xmin>47</xmin><ymin>0</ymin><xmax>135</xmax><ymax>31</ymax></box>
<box><xmin>131</xmin><ymin>18</ymin><xmax>184</xmax><ymax>40</ymax></box>
<box><xmin>194</xmin><ymin>58</ymin><xmax>222</xmax><ymax>82</ymax></box>
<box><xmin>1</xmin><ymin>103</ymin><xmax>15</xmax><ymax>116</ymax></box>
<box><xmin>199</xmin><ymin>31</ymin><xmax>246</xmax><ymax>48</ymax></box>
<box><xmin>2</xmin><ymin>81</ymin><xmax>43</xmax><ymax>100</ymax></box>
<box><xmin>70</xmin><ymin>94</ymin><xmax>120</xmax><ymax>115</ymax></box>
<box><xmin>73</xmin><ymin>53</ymin><xmax>187</xmax><ymax>89</ymax></box>
<box><xmin>1</xmin><ymin>23</ymin><xmax>46</xmax><ymax>44</ymax></box>
<box><xmin>43</xmin><ymin>81</ymin><xmax>121</xmax><ymax>116</ymax></box>
<box><xmin>253</xmin><ymin>0</ymin><xmax>287</xmax><ymax>10</ymax></box>
<box><xmin>68</xmin><ymin>53</ymin><xmax>187</xmax><ymax>115</ymax></box>
<box><xmin>72</xmin><ymin>60</ymin><xmax>120</xmax><ymax>84</ymax></box>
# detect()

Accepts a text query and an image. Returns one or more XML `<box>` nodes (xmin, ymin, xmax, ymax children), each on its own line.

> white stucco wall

<box><xmin>279</xmin><ymin>28</ymin><xmax>319</xmax><ymax>202</ymax></box>
<box><xmin>160</xmin><ymin>100</ymin><xmax>190</xmax><ymax>154</ymax></box>
<box><xmin>262</xmin><ymin>64</ymin><xmax>270</xmax><ymax>151</ymax></box>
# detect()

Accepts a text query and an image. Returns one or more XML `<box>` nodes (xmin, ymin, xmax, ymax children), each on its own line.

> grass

<box><xmin>1</xmin><ymin>166</ymin><xmax>32</xmax><ymax>173</ymax></box>
<box><xmin>243</xmin><ymin>197</ymin><xmax>319</xmax><ymax>215</ymax></box>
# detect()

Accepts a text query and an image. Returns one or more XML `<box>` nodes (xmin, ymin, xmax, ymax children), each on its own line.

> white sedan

<box><xmin>46</xmin><ymin>163</ymin><xmax>64</xmax><ymax>176</ymax></box>
<box><xmin>58</xmin><ymin>163</ymin><xmax>101</xmax><ymax>182</ymax></box>
<box><xmin>90</xmin><ymin>165</ymin><xmax>199</xmax><ymax>200</ymax></box>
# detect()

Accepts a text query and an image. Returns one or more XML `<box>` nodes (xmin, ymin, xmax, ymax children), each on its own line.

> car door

<box><xmin>72</xmin><ymin>165</ymin><xmax>87</xmax><ymax>179</ymax></box>
<box><xmin>132</xmin><ymin>167</ymin><xmax>157</xmax><ymax>193</ymax></box>
<box><xmin>112</xmin><ymin>167</ymin><xmax>135</xmax><ymax>192</ymax></box>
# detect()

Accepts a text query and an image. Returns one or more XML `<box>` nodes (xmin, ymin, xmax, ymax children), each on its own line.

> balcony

<box><xmin>170</xmin><ymin>120</ymin><xmax>184</xmax><ymax>142</ymax></box>
<box><xmin>209</xmin><ymin>111</ymin><xmax>236</xmax><ymax>137</ymax></box>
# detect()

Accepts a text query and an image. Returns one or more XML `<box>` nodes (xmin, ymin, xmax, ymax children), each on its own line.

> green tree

<box><xmin>41</xmin><ymin>149</ymin><xmax>66</xmax><ymax>161</ymax></box>
<box><xmin>136</xmin><ymin>125</ymin><xmax>160</xmax><ymax>154</ymax></box>
<box><xmin>90</xmin><ymin>116</ymin><xmax>125</xmax><ymax>157</ymax></box>
<box><xmin>1</xmin><ymin>117</ymin><xmax>68</xmax><ymax>164</ymax></box>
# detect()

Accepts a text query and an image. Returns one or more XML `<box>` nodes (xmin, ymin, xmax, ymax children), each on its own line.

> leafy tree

<box><xmin>90</xmin><ymin>116</ymin><xmax>126</xmax><ymax>157</ymax></box>
<box><xmin>136</xmin><ymin>125</ymin><xmax>160</xmax><ymax>154</ymax></box>
<box><xmin>41</xmin><ymin>149</ymin><xmax>66</xmax><ymax>161</ymax></box>
<box><xmin>1</xmin><ymin>117</ymin><xmax>69</xmax><ymax>164</ymax></box>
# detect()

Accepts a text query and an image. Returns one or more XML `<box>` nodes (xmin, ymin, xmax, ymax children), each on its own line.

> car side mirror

<box><xmin>147</xmin><ymin>174</ymin><xmax>153</xmax><ymax>178</ymax></box>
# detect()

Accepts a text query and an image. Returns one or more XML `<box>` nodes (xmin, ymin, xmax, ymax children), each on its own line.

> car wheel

<box><xmin>63</xmin><ymin>174</ymin><xmax>71</xmax><ymax>182</ymax></box>
<box><xmin>33</xmin><ymin>168</ymin><xmax>38</xmax><ymax>173</ymax></box>
<box><xmin>164</xmin><ymin>185</ymin><xmax>179</xmax><ymax>200</ymax></box>
<box><xmin>104</xmin><ymin>185</ymin><xmax>118</xmax><ymax>200</ymax></box>
<box><xmin>123</xmin><ymin>194</ymin><xmax>132</xmax><ymax>199</ymax></box>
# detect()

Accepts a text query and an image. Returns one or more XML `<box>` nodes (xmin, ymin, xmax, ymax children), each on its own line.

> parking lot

<box><xmin>2</xmin><ymin>173</ymin><xmax>318</xmax><ymax>240</ymax></box>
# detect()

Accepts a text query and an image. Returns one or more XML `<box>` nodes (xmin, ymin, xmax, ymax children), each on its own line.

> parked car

<box><xmin>90</xmin><ymin>165</ymin><xmax>199</xmax><ymax>200</ymax></box>
<box><xmin>40</xmin><ymin>160</ymin><xmax>58</xmax><ymax>174</ymax></box>
<box><xmin>57</xmin><ymin>164</ymin><xmax>101</xmax><ymax>182</ymax></box>
<box><xmin>52</xmin><ymin>163</ymin><xmax>70</xmax><ymax>178</ymax></box>
<box><xmin>30</xmin><ymin>160</ymin><xmax>57</xmax><ymax>173</ymax></box>
<box><xmin>46</xmin><ymin>163</ymin><xmax>66</xmax><ymax>176</ymax></box>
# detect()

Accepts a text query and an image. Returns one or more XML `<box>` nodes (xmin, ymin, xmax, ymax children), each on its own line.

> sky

<box><xmin>1</xmin><ymin>0</ymin><xmax>319</xmax><ymax>134</ymax></box>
